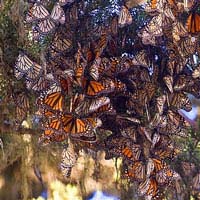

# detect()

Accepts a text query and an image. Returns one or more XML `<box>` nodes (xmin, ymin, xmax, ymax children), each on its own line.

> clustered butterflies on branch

<box><xmin>12</xmin><ymin>0</ymin><xmax>200</xmax><ymax>199</ymax></box>
<box><xmin>25</xmin><ymin>0</ymin><xmax>75</xmax><ymax>40</ymax></box>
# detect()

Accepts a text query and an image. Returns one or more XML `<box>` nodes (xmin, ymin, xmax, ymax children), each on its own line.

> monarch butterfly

<box><xmin>146</xmin><ymin>158</ymin><xmax>167</xmax><ymax>177</ymax></box>
<box><xmin>38</xmin><ymin>18</ymin><xmax>56</xmax><ymax>34</ymax></box>
<box><xmin>41</xmin><ymin>117</ymin><xmax>68</xmax><ymax>143</ymax></box>
<box><xmin>15</xmin><ymin>53</ymin><xmax>34</xmax><ymax>73</ymax></box>
<box><xmin>151</xmin><ymin>0</ymin><xmax>157</xmax><ymax>9</ymax></box>
<box><xmin>172</xmin><ymin>21</ymin><xmax>188</xmax><ymax>41</ymax></box>
<box><xmin>147</xmin><ymin>158</ymin><xmax>155</xmax><ymax>177</ymax></box>
<box><xmin>54</xmin><ymin>69</ymin><xmax>74</xmax><ymax>94</ymax></box>
<box><xmin>69</xmin><ymin>93</ymin><xmax>85</xmax><ymax>113</ymax></box>
<box><xmin>26</xmin><ymin>62</ymin><xmax>43</xmax><ymax>81</ymax></box>
<box><xmin>121</xmin><ymin>144</ymin><xmax>141</xmax><ymax>161</ymax></box>
<box><xmin>138</xmin><ymin>126</ymin><xmax>152</xmax><ymax>142</ymax></box>
<box><xmin>94</xmin><ymin>103</ymin><xmax>116</xmax><ymax>116</ymax></box>
<box><xmin>151</xmin><ymin>132</ymin><xmax>161</xmax><ymax>149</ymax></box>
<box><xmin>40</xmin><ymin>83</ymin><xmax>63</xmax><ymax>112</ymax></box>
<box><xmin>14</xmin><ymin>68</ymin><xmax>24</xmax><ymax>80</ymax></box>
<box><xmin>59</xmin><ymin>77</ymin><xmax>73</xmax><ymax>95</ymax></box>
<box><xmin>156</xmin><ymin>95</ymin><xmax>166</xmax><ymax>115</ymax></box>
<box><xmin>127</xmin><ymin>161</ymin><xmax>145</xmax><ymax>181</ymax></box>
<box><xmin>156</xmin><ymin>168</ymin><xmax>180</xmax><ymax>185</ymax></box>
<box><xmin>82</xmin><ymin>79</ymin><xmax>106</xmax><ymax>96</ymax></box>
<box><xmin>128</xmin><ymin>69</ymin><xmax>150</xmax><ymax>84</ymax></box>
<box><xmin>149</xmin><ymin>113</ymin><xmax>167</xmax><ymax>129</ymax></box>
<box><xmin>60</xmin><ymin>143</ymin><xmax>78</xmax><ymax>177</ymax></box>
<box><xmin>116</xmin><ymin>57</ymin><xmax>132</xmax><ymax>74</ymax></box>
<box><xmin>145</xmin><ymin>82</ymin><xmax>156</xmax><ymax>100</ymax></box>
<box><xmin>94</xmin><ymin>34</ymin><xmax>108</xmax><ymax>58</ymax></box>
<box><xmin>73</xmin><ymin>64</ymin><xmax>85</xmax><ymax>87</ymax></box>
<box><xmin>118</xmin><ymin>6</ymin><xmax>133</xmax><ymax>28</ymax></box>
<box><xmin>62</xmin><ymin>114</ymin><xmax>101</xmax><ymax>137</ymax></box>
<box><xmin>167</xmin><ymin>110</ymin><xmax>190</xmax><ymax>128</ymax></box>
<box><xmin>174</xmin><ymin>75</ymin><xmax>194</xmax><ymax>91</ymax></box>
<box><xmin>35</xmin><ymin>106</ymin><xmax>54</xmax><ymax>118</ymax></box>
<box><xmin>169</xmin><ymin>92</ymin><xmax>192</xmax><ymax>112</ymax></box>
<box><xmin>13</xmin><ymin>93</ymin><xmax>30</xmax><ymax>127</ymax></box>
<box><xmin>178</xmin><ymin>36</ymin><xmax>197</xmax><ymax>58</ymax></box>
<box><xmin>25</xmin><ymin>76</ymin><xmax>49</xmax><ymax>91</ymax></box>
<box><xmin>120</xmin><ymin>127</ymin><xmax>137</xmax><ymax>142</ymax></box>
<box><xmin>192</xmin><ymin>173</ymin><xmax>200</xmax><ymax>191</ymax></box>
<box><xmin>89</xmin><ymin>57</ymin><xmax>101</xmax><ymax>81</ymax></box>
<box><xmin>25</xmin><ymin>2</ymin><xmax>50</xmax><ymax>23</ymax></box>
<box><xmin>132</xmin><ymin>50</ymin><xmax>149</xmax><ymax>68</ymax></box>
<box><xmin>110</xmin><ymin>16</ymin><xmax>118</xmax><ymax>36</ymax></box>
<box><xmin>139</xmin><ymin>14</ymin><xmax>163</xmax><ymax>38</ymax></box>
<box><xmin>186</xmin><ymin>12</ymin><xmax>200</xmax><ymax>33</ymax></box>
<box><xmin>51</xmin><ymin>3</ymin><xmax>65</xmax><ymax>24</ymax></box>
<box><xmin>163</xmin><ymin>75</ymin><xmax>173</xmax><ymax>93</ymax></box>
<box><xmin>138</xmin><ymin>178</ymin><xmax>159</xmax><ymax>199</ymax></box>
<box><xmin>43</xmin><ymin>118</ymin><xmax>63</xmax><ymax>137</ymax></box>
<box><xmin>131</xmin><ymin>89</ymin><xmax>146</xmax><ymax>105</ymax></box>
<box><xmin>74</xmin><ymin>96</ymin><xmax>110</xmax><ymax>116</ymax></box>
<box><xmin>105</xmin><ymin>57</ymin><xmax>120</xmax><ymax>76</ymax></box>
<box><xmin>153</xmin><ymin>146</ymin><xmax>180</xmax><ymax>160</ymax></box>
<box><xmin>50</xmin><ymin>33</ymin><xmax>73</xmax><ymax>54</ymax></box>
<box><xmin>159</xmin><ymin>121</ymin><xmax>188</xmax><ymax>137</ymax></box>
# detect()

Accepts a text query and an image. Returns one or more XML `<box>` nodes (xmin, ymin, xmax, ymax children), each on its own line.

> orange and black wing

<box><xmin>187</xmin><ymin>12</ymin><xmax>200</xmax><ymax>33</ymax></box>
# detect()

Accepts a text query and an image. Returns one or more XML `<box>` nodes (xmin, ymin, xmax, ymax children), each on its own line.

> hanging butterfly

<box><xmin>25</xmin><ymin>76</ymin><xmax>50</xmax><ymax>92</ymax></box>
<box><xmin>186</xmin><ymin>11</ymin><xmax>200</xmax><ymax>33</ymax></box>
<box><xmin>174</xmin><ymin>75</ymin><xmax>194</xmax><ymax>91</ymax></box>
<box><xmin>138</xmin><ymin>178</ymin><xmax>159</xmax><ymax>199</ymax></box>
<box><xmin>12</xmin><ymin>93</ymin><xmax>30</xmax><ymax>128</ymax></box>
<box><xmin>42</xmin><ymin>117</ymin><xmax>66</xmax><ymax>142</ymax></box>
<box><xmin>156</xmin><ymin>167</ymin><xmax>180</xmax><ymax>185</ymax></box>
<box><xmin>25</xmin><ymin>2</ymin><xmax>50</xmax><ymax>23</ymax></box>
<box><xmin>40</xmin><ymin>83</ymin><xmax>63</xmax><ymax>112</ymax></box>
<box><xmin>192</xmin><ymin>173</ymin><xmax>200</xmax><ymax>191</ymax></box>
<box><xmin>60</xmin><ymin>143</ymin><xmax>78</xmax><ymax>178</ymax></box>
<box><xmin>126</xmin><ymin>161</ymin><xmax>145</xmax><ymax>181</ymax></box>
<box><xmin>178</xmin><ymin>36</ymin><xmax>197</xmax><ymax>58</ymax></box>
<box><xmin>153</xmin><ymin>146</ymin><xmax>180</xmax><ymax>160</ymax></box>
<box><xmin>172</xmin><ymin>21</ymin><xmax>188</xmax><ymax>41</ymax></box>
<box><xmin>120</xmin><ymin>127</ymin><xmax>137</xmax><ymax>142</ymax></box>
<box><xmin>118</xmin><ymin>6</ymin><xmax>133</xmax><ymax>28</ymax></box>
<box><xmin>168</xmin><ymin>92</ymin><xmax>192</xmax><ymax>112</ymax></box>
<box><xmin>132</xmin><ymin>50</ymin><xmax>149</xmax><ymax>68</ymax></box>
<box><xmin>156</xmin><ymin>95</ymin><xmax>166</xmax><ymax>115</ymax></box>
<box><xmin>105</xmin><ymin>136</ymin><xmax>141</xmax><ymax>161</ymax></box>
<box><xmin>62</xmin><ymin>114</ymin><xmax>101</xmax><ymax>140</ymax></box>
<box><xmin>49</xmin><ymin>33</ymin><xmax>73</xmax><ymax>56</ymax></box>
<box><xmin>74</xmin><ymin>96</ymin><xmax>110</xmax><ymax>116</ymax></box>
<box><xmin>15</xmin><ymin>53</ymin><xmax>34</xmax><ymax>73</ymax></box>
<box><xmin>50</xmin><ymin>3</ymin><xmax>65</xmax><ymax>25</ymax></box>
<box><xmin>146</xmin><ymin>158</ymin><xmax>167</xmax><ymax>178</ymax></box>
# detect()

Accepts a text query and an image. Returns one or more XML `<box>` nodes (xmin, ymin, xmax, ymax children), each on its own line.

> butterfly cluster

<box><xmin>13</xmin><ymin>0</ymin><xmax>200</xmax><ymax>199</ymax></box>
<box><xmin>25</xmin><ymin>0</ymin><xmax>75</xmax><ymax>41</ymax></box>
